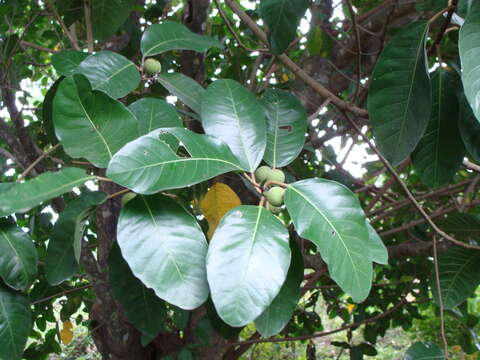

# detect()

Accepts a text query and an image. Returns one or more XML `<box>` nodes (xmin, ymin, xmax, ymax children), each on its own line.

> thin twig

<box><xmin>32</xmin><ymin>283</ymin><xmax>94</xmax><ymax>305</ymax></box>
<box><xmin>428</xmin><ymin>0</ymin><xmax>458</xmax><ymax>56</ymax></box>
<box><xmin>107</xmin><ymin>188</ymin><xmax>130</xmax><ymax>199</ymax></box>
<box><xmin>433</xmin><ymin>236</ymin><xmax>449</xmax><ymax>358</ymax></box>
<box><xmin>463</xmin><ymin>159</ymin><xmax>480</xmax><ymax>173</ymax></box>
<box><xmin>16</xmin><ymin>144</ymin><xmax>60</xmax><ymax>182</ymax></box>
<box><xmin>19</xmin><ymin>40</ymin><xmax>56</xmax><ymax>53</ymax></box>
<box><xmin>45</xmin><ymin>0</ymin><xmax>81</xmax><ymax>50</ymax></box>
<box><xmin>345</xmin><ymin>0</ymin><xmax>362</xmax><ymax>103</ymax></box>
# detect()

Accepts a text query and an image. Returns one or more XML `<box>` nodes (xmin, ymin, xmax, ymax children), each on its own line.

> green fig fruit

<box><xmin>269</xmin><ymin>169</ymin><xmax>285</xmax><ymax>183</ymax></box>
<box><xmin>255</xmin><ymin>165</ymin><xmax>271</xmax><ymax>184</ymax></box>
<box><xmin>144</xmin><ymin>58</ymin><xmax>161</xmax><ymax>75</ymax></box>
<box><xmin>267</xmin><ymin>202</ymin><xmax>282</xmax><ymax>214</ymax></box>
<box><xmin>265</xmin><ymin>186</ymin><xmax>285</xmax><ymax>207</ymax></box>
<box><xmin>121</xmin><ymin>192</ymin><xmax>136</xmax><ymax>206</ymax></box>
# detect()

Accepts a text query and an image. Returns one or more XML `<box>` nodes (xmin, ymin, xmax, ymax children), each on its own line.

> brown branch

<box><xmin>433</xmin><ymin>236</ymin><xmax>449</xmax><ymax>358</ymax></box>
<box><xmin>345</xmin><ymin>0</ymin><xmax>361</xmax><ymax>103</ymax></box>
<box><xmin>16</xmin><ymin>144</ymin><xmax>61</xmax><ymax>182</ymax></box>
<box><xmin>45</xmin><ymin>0</ymin><xmax>81</xmax><ymax>50</ymax></box>
<box><xmin>84</xmin><ymin>0</ymin><xmax>94</xmax><ymax>53</ymax></box>
<box><xmin>31</xmin><ymin>283</ymin><xmax>94</xmax><ymax>305</ymax></box>
<box><xmin>19</xmin><ymin>40</ymin><xmax>56</xmax><ymax>53</ymax></box>
<box><xmin>427</xmin><ymin>0</ymin><xmax>458</xmax><ymax>56</ymax></box>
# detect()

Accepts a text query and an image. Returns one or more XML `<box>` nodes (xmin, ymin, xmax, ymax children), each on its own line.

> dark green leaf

<box><xmin>201</xmin><ymin>79</ymin><xmax>267</xmax><ymax>172</ymax></box>
<box><xmin>404</xmin><ymin>342</ymin><xmax>444</xmax><ymax>359</ymax></box>
<box><xmin>141</xmin><ymin>21</ymin><xmax>222</xmax><ymax>56</ymax></box>
<box><xmin>439</xmin><ymin>213</ymin><xmax>480</xmax><ymax>242</ymax></box>
<box><xmin>53</xmin><ymin>74</ymin><xmax>138</xmax><ymax>167</ymax></box>
<box><xmin>42</xmin><ymin>78</ymin><xmax>63</xmax><ymax>145</ymax></box>
<box><xmin>459</xmin><ymin>1</ymin><xmax>480</xmax><ymax>122</ymax></box>
<box><xmin>259</xmin><ymin>0</ymin><xmax>311</xmax><ymax>55</ymax></box>
<box><xmin>76</xmin><ymin>51</ymin><xmax>140</xmax><ymax>99</ymax></box>
<box><xmin>285</xmin><ymin>179</ymin><xmax>373</xmax><ymax>302</ymax></box>
<box><xmin>458</xmin><ymin>94</ymin><xmax>480</xmax><ymax>163</ymax></box>
<box><xmin>45</xmin><ymin>191</ymin><xmax>107</xmax><ymax>286</ymax></box>
<box><xmin>206</xmin><ymin>205</ymin><xmax>291</xmax><ymax>327</ymax></box>
<box><xmin>412</xmin><ymin>69</ymin><xmax>465</xmax><ymax>188</ymax></box>
<box><xmin>0</xmin><ymin>285</ymin><xmax>32</xmax><ymax>360</ymax></box>
<box><xmin>128</xmin><ymin>97</ymin><xmax>181</xmax><ymax>136</ymax></box>
<box><xmin>205</xmin><ymin>298</ymin><xmax>242</xmax><ymax>339</ymax></box>
<box><xmin>117</xmin><ymin>194</ymin><xmax>209</xmax><ymax>309</ymax></box>
<box><xmin>51</xmin><ymin>50</ymin><xmax>89</xmax><ymax>76</ymax></box>
<box><xmin>366</xmin><ymin>222</ymin><xmax>388</xmax><ymax>265</ymax></box>
<box><xmin>261</xmin><ymin>89</ymin><xmax>308</xmax><ymax>168</ymax></box>
<box><xmin>0</xmin><ymin>168</ymin><xmax>95</xmax><ymax>217</ymax></box>
<box><xmin>91</xmin><ymin>0</ymin><xmax>135</xmax><ymax>41</ymax></box>
<box><xmin>368</xmin><ymin>21</ymin><xmax>431</xmax><ymax>166</ymax></box>
<box><xmin>157</xmin><ymin>72</ymin><xmax>204</xmax><ymax>114</ymax></box>
<box><xmin>109</xmin><ymin>242</ymin><xmax>166</xmax><ymax>343</ymax></box>
<box><xmin>431</xmin><ymin>247</ymin><xmax>480</xmax><ymax>309</ymax></box>
<box><xmin>255</xmin><ymin>239</ymin><xmax>303</xmax><ymax>337</ymax></box>
<box><xmin>107</xmin><ymin>127</ymin><xmax>246</xmax><ymax>194</ymax></box>
<box><xmin>0</xmin><ymin>225</ymin><xmax>37</xmax><ymax>291</ymax></box>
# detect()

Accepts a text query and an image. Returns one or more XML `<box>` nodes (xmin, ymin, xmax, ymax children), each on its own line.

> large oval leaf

<box><xmin>261</xmin><ymin>89</ymin><xmax>308</xmax><ymax>168</ymax></box>
<box><xmin>206</xmin><ymin>205</ymin><xmax>291</xmax><ymax>327</ymax></box>
<box><xmin>458</xmin><ymin>94</ymin><xmax>480</xmax><ymax>163</ymax></box>
<box><xmin>431</xmin><ymin>247</ymin><xmax>480</xmax><ymax>309</ymax></box>
<box><xmin>45</xmin><ymin>191</ymin><xmax>108</xmax><ymax>286</ymax></box>
<box><xmin>117</xmin><ymin>194</ymin><xmax>209</xmax><ymax>310</ymax></box>
<box><xmin>259</xmin><ymin>0</ymin><xmax>311</xmax><ymax>55</ymax></box>
<box><xmin>141</xmin><ymin>21</ymin><xmax>222</xmax><ymax>56</ymax></box>
<box><xmin>107</xmin><ymin>127</ymin><xmax>246</xmax><ymax>194</ymax></box>
<box><xmin>109</xmin><ymin>242</ymin><xmax>166</xmax><ymax>344</ymax></box>
<box><xmin>201</xmin><ymin>79</ymin><xmax>267</xmax><ymax>172</ymax></box>
<box><xmin>157</xmin><ymin>72</ymin><xmax>205</xmax><ymax>114</ymax></box>
<box><xmin>91</xmin><ymin>0</ymin><xmax>135</xmax><ymax>41</ymax></box>
<box><xmin>76</xmin><ymin>51</ymin><xmax>140</xmax><ymax>99</ymax></box>
<box><xmin>0</xmin><ymin>168</ymin><xmax>95</xmax><ymax>217</ymax></box>
<box><xmin>53</xmin><ymin>74</ymin><xmax>138</xmax><ymax>168</ymax></box>
<box><xmin>0</xmin><ymin>285</ymin><xmax>32</xmax><ymax>360</ymax></box>
<box><xmin>285</xmin><ymin>178</ymin><xmax>373</xmax><ymax>302</ymax></box>
<box><xmin>255</xmin><ymin>239</ymin><xmax>303</xmax><ymax>337</ymax></box>
<box><xmin>51</xmin><ymin>50</ymin><xmax>89</xmax><ymax>76</ymax></box>
<box><xmin>0</xmin><ymin>225</ymin><xmax>37</xmax><ymax>291</ymax></box>
<box><xmin>128</xmin><ymin>97</ymin><xmax>181</xmax><ymax>136</ymax></box>
<box><xmin>412</xmin><ymin>69</ymin><xmax>465</xmax><ymax>188</ymax></box>
<box><xmin>459</xmin><ymin>1</ymin><xmax>480</xmax><ymax>123</ymax></box>
<box><xmin>405</xmin><ymin>342</ymin><xmax>444</xmax><ymax>360</ymax></box>
<box><xmin>368</xmin><ymin>21</ymin><xmax>431</xmax><ymax>166</ymax></box>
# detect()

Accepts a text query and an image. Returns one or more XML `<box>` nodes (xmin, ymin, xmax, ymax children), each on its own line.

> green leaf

<box><xmin>109</xmin><ymin>242</ymin><xmax>166</xmax><ymax>343</ymax></box>
<box><xmin>201</xmin><ymin>79</ymin><xmax>267</xmax><ymax>172</ymax></box>
<box><xmin>45</xmin><ymin>191</ymin><xmax>108</xmax><ymax>286</ymax></box>
<box><xmin>285</xmin><ymin>179</ymin><xmax>373</xmax><ymax>302</ymax></box>
<box><xmin>460</xmin><ymin>1</ymin><xmax>480</xmax><ymax>123</ymax></box>
<box><xmin>107</xmin><ymin>127</ymin><xmax>246</xmax><ymax>194</ymax></box>
<box><xmin>458</xmin><ymin>94</ymin><xmax>480</xmax><ymax>163</ymax></box>
<box><xmin>261</xmin><ymin>89</ymin><xmax>308</xmax><ymax>168</ymax></box>
<box><xmin>42</xmin><ymin>78</ymin><xmax>63</xmax><ymax>145</ymax></box>
<box><xmin>405</xmin><ymin>342</ymin><xmax>444</xmax><ymax>359</ymax></box>
<box><xmin>412</xmin><ymin>69</ymin><xmax>465</xmax><ymax>188</ymax></box>
<box><xmin>76</xmin><ymin>51</ymin><xmax>140</xmax><ymax>99</ymax></box>
<box><xmin>431</xmin><ymin>247</ymin><xmax>480</xmax><ymax>309</ymax></box>
<box><xmin>128</xmin><ymin>97</ymin><xmax>181</xmax><ymax>136</ymax></box>
<box><xmin>117</xmin><ymin>194</ymin><xmax>209</xmax><ymax>310</ymax></box>
<box><xmin>258</xmin><ymin>0</ymin><xmax>311</xmax><ymax>55</ymax></box>
<box><xmin>0</xmin><ymin>285</ymin><xmax>32</xmax><ymax>360</ymax></box>
<box><xmin>255</xmin><ymin>239</ymin><xmax>303</xmax><ymax>337</ymax></box>
<box><xmin>0</xmin><ymin>168</ymin><xmax>95</xmax><ymax>217</ymax></box>
<box><xmin>368</xmin><ymin>21</ymin><xmax>431</xmax><ymax>166</ymax></box>
<box><xmin>53</xmin><ymin>74</ymin><xmax>138</xmax><ymax>168</ymax></box>
<box><xmin>51</xmin><ymin>50</ymin><xmax>89</xmax><ymax>76</ymax></box>
<box><xmin>206</xmin><ymin>205</ymin><xmax>291</xmax><ymax>327</ymax></box>
<box><xmin>157</xmin><ymin>72</ymin><xmax>205</xmax><ymax>114</ymax></box>
<box><xmin>91</xmin><ymin>0</ymin><xmax>135</xmax><ymax>41</ymax></box>
<box><xmin>205</xmin><ymin>298</ymin><xmax>242</xmax><ymax>339</ymax></box>
<box><xmin>366</xmin><ymin>222</ymin><xmax>388</xmax><ymax>265</ymax></box>
<box><xmin>439</xmin><ymin>213</ymin><xmax>480</xmax><ymax>242</ymax></box>
<box><xmin>0</xmin><ymin>225</ymin><xmax>37</xmax><ymax>292</ymax></box>
<box><xmin>141</xmin><ymin>21</ymin><xmax>222</xmax><ymax>56</ymax></box>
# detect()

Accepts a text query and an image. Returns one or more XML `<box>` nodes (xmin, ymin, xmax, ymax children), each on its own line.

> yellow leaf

<box><xmin>200</xmin><ymin>183</ymin><xmax>241</xmax><ymax>238</ymax></box>
<box><xmin>346</xmin><ymin>303</ymin><xmax>355</xmax><ymax>313</ymax></box>
<box><xmin>281</xmin><ymin>73</ymin><xmax>289</xmax><ymax>82</ymax></box>
<box><xmin>60</xmin><ymin>322</ymin><xmax>73</xmax><ymax>345</ymax></box>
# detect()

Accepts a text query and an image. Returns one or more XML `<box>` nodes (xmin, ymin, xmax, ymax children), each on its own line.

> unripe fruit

<box><xmin>144</xmin><ymin>58</ymin><xmax>161</xmax><ymax>75</ymax></box>
<box><xmin>267</xmin><ymin>202</ymin><xmax>282</xmax><ymax>214</ymax></box>
<box><xmin>121</xmin><ymin>192</ymin><xmax>136</xmax><ymax>206</ymax></box>
<box><xmin>265</xmin><ymin>186</ymin><xmax>285</xmax><ymax>207</ymax></box>
<box><xmin>255</xmin><ymin>165</ymin><xmax>271</xmax><ymax>184</ymax></box>
<box><xmin>269</xmin><ymin>169</ymin><xmax>285</xmax><ymax>183</ymax></box>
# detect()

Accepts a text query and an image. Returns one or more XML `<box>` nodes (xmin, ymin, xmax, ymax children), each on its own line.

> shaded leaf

<box><xmin>285</xmin><ymin>179</ymin><xmax>373</xmax><ymax>302</ymax></box>
<box><xmin>0</xmin><ymin>168</ymin><xmax>95</xmax><ymax>217</ymax></box>
<box><xmin>261</xmin><ymin>89</ymin><xmax>308</xmax><ymax>168</ymax></box>
<box><xmin>107</xmin><ymin>127</ymin><xmax>246</xmax><ymax>194</ymax></box>
<box><xmin>405</xmin><ymin>342</ymin><xmax>444</xmax><ymax>359</ymax></box>
<box><xmin>51</xmin><ymin>50</ymin><xmax>89</xmax><ymax>76</ymax></box>
<box><xmin>201</xmin><ymin>79</ymin><xmax>267</xmax><ymax>172</ymax></box>
<box><xmin>439</xmin><ymin>212</ymin><xmax>480</xmax><ymax>242</ymax></box>
<box><xmin>76</xmin><ymin>51</ymin><xmax>140</xmax><ymax>99</ymax></box>
<box><xmin>141</xmin><ymin>21</ymin><xmax>222</xmax><ymax>56</ymax></box>
<box><xmin>128</xmin><ymin>97</ymin><xmax>181</xmax><ymax>136</ymax></box>
<box><xmin>458</xmin><ymin>94</ymin><xmax>480</xmax><ymax>163</ymax></box>
<box><xmin>91</xmin><ymin>0</ymin><xmax>135</xmax><ymax>41</ymax></box>
<box><xmin>45</xmin><ymin>191</ymin><xmax>108</xmax><ymax>286</ymax></box>
<box><xmin>366</xmin><ymin>221</ymin><xmax>388</xmax><ymax>265</ymax></box>
<box><xmin>157</xmin><ymin>72</ymin><xmax>204</xmax><ymax>114</ymax></box>
<box><xmin>368</xmin><ymin>21</ymin><xmax>431</xmax><ymax>166</ymax></box>
<box><xmin>0</xmin><ymin>224</ymin><xmax>37</xmax><ymax>291</ymax></box>
<box><xmin>53</xmin><ymin>74</ymin><xmax>138</xmax><ymax>167</ymax></box>
<box><xmin>117</xmin><ymin>194</ymin><xmax>209</xmax><ymax>310</ymax></box>
<box><xmin>42</xmin><ymin>78</ymin><xmax>63</xmax><ymax>145</ymax></box>
<box><xmin>207</xmin><ymin>205</ymin><xmax>291</xmax><ymax>327</ymax></box>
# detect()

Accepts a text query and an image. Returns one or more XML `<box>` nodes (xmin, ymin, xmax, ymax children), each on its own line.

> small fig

<box><xmin>269</xmin><ymin>169</ymin><xmax>285</xmax><ymax>183</ymax></box>
<box><xmin>144</xmin><ymin>58</ymin><xmax>161</xmax><ymax>75</ymax></box>
<box><xmin>255</xmin><ymin>165</ymin><xmax>271</xmax><ymax>184</ymax></box>
<box><xmin>267</xmin><ymin>202</ymin><xmax>282</xmax><ymax>214</ymax></box>
<box><xmin>265</xmin><ymin>186</ymin><xmax>285</xmax><ymax>207</ymax></box>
